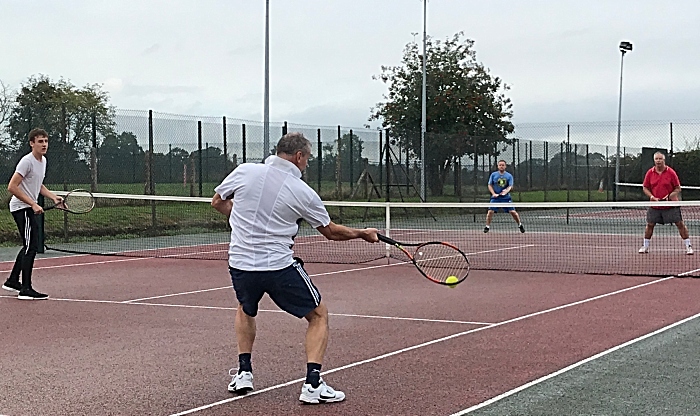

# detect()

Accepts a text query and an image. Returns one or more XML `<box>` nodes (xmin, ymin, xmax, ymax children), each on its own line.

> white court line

<box><xmin>449</xmin><ymin>310</ymin><xmax>700</xmax><ymax>415</ymax></box>
<box><xmin>0</xmin><ymin>295</ymin><xmax>490</xmax><ymax>325</ymax></box>
<box><xmin>167</xmin><ymin>276</ymin><xmax>675</xmax><ymax>416</ymax></box>
<box><xmin>0</xmin><ymin>256</ymin><xmax>154</xmax><ymax>273</ymax></box>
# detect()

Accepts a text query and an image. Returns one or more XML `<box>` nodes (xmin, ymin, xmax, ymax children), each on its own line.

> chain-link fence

<box><xmin>2</xmin><ymin>110</ymin><xmax>700</xmax><ymax>203</ymax></box>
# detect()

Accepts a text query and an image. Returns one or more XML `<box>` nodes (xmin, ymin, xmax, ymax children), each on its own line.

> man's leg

<box><xmin>674</xmin><ymin>220</ymin><xmax>693</xmax><ymax>254</ymax></box>
<box><xmin>640</xmin><ymin>222</ymin><xmax>655</xmax><ymax>253</ymax></box>
<box><xmin>228</xmin><ymin>269</ymin><xmax>263</xmax><ymax>393</ymax></box>
<box><xmin>509</xmin><ymin>210</ymin><xmax>524</xmax><ymax>232</ymax></box>
<box><xmin>304</xmin><ymin>302</ymin><xmax>329</xmax><ymax>365</ymax></box>
<box><xmin>300</xmin><ymin>301</ymin><xmax>344</xmax><ymax>403</ymax></box>
<box><xmin>3</xmin><ymin>210</ymin><xmax>27</xmax><ymax>291</ymax></box>
<box><xmin>235</xmin><ymin>306</ymin><xmax>256</xmax><ymax>356</ymax></box>
<box><xmin>484</xmin><ymin>210</ymin><xmax>495</xmax><ymax>232</ymax></box>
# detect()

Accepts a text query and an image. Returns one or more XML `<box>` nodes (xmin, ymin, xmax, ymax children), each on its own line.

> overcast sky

<box><xmin>2</xmin><ymin>0</ymin><xmax>699</xmax><ymax>130</ymax></box>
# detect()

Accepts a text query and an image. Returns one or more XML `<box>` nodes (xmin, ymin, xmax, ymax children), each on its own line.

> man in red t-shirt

<box><xmin>639</xmin><ymin>152</ymin><xmax>693</xmax><ymax>255</ymax></box>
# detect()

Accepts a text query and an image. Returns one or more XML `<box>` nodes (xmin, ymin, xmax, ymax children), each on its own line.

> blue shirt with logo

<box><xmin>488</xmin><ymin>171</ymin><xmax>513</xmax><ymax>200</ymax></box>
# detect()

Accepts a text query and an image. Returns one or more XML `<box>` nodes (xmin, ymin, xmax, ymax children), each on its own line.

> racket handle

<box><xmin>377</xmin><ymin>234</ymin><xmax>399</xmax><ymax>245</ymax></box>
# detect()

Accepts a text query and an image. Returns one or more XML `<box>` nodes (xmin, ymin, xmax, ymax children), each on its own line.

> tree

<box><xmin>317</xmin><ymin>132</ymin><xmax>365</xmax><ymax>182</ymax></box>
<box><xmin>7</xmin><ymin>75</ymin><xmax>116</xmax><ymax>160</ymax></box>
<box><xmin>99</xmin><ymin>132</ymin><xmax>145</xmax><ymax>183</ymax></box>
<box><xmin>0</xmin><ymin>80</ymin><xmax>15</xmax><ymax>147</ymax></box>
<box><xmin>371</xmin><ymin>32</ymin><xmax>514</xmax><ymax>196</ymax></box>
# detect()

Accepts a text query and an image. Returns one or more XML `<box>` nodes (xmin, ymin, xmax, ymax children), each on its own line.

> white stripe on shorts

<box><xmin>294</xmin><ymin>262</ymin><xmax>320</xmax><ymax>305</ymax></box>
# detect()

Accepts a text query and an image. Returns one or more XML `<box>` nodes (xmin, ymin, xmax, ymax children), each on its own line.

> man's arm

<box><xmin>642</xmin><ymin>186</ymin><xmax>657</xmax><ymax>200</ymax></box>
<box><xmin>40</xmin><ymin>185</ymin><xmax>63</xmax><ymax>205</ymax></box>
<box><xmin>7</xmin><ymin>172</ymin><xmax>43</xmax><ymax>213</ymax></box>
<box><xmin>211</xmin><ymin>193</ymin><xmax>233</xmax><ymax>216</ymax></box>
<box><xmin>316</xmin><ymin>222</ymin><xmax>378</xmax><ymax>243</ymax></box>
<box><xmin>487</xmin><ymin>184</ymin><xmax>497</xmax><ymax>198</ymax></box>
<box><xmin>667</xmin><ymin>185</ymin><xmax>682</xmax><ymax>200</ymax></box>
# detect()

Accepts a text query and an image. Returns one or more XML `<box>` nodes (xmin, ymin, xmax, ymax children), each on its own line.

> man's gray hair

<box><xmin>654</xmin><ymin>151</ymin><xmax>666</xmax><ymax>159</ymax></box>
<box><xmin>276</xmin><ymin>132</ymin><xmax>311</xmax><ymax>156</ymax></box>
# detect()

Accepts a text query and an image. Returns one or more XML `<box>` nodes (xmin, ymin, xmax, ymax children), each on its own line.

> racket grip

<box><xmin>377</xmin><ymin>234</ymin><xmax>399</xmax><ymax>245</ymax></box>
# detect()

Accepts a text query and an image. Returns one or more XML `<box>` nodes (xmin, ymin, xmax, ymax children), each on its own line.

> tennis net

<box><xmin>42</xmin><ymin>193</ymin><xmax>700</xmax><ymax>277</ymax></box>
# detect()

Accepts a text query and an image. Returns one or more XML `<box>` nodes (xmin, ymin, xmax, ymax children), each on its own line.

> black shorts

<box><xmin>646</xmin><ymin>207</ymin><xmax>683</xmax><ymax>225</ymax></box>
<box><xmin>229</xmin><ymin>260</ymin><xmax>321</xmax><ymax>318</ymax></box>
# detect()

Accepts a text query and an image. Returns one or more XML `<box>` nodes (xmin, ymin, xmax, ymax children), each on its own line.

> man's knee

<box><xmin>305</xmin><ymin>302</ymin><xmax>328</xmax><ymax>323</ymax></box>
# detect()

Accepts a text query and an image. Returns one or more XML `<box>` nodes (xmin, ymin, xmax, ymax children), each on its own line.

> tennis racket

<box><xmin>378</xmin><ymin>234</ymin><xmax>470</xmax><ymax>286</ymax></box>
<box><xmin>45</xmin><ymin>189</ymin><xmax>95</xmax><ymax>214</ymax></box>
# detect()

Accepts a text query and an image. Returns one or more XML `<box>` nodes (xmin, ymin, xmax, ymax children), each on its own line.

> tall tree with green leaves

<box><xmin>371</xmin><ymin>32</ymin><xmax>514</xmax><ymax>196</ymax></box>
<box><xmin>6</xmin><ymin>75</ymin><xmax>115</xmax><ymax>182</ymax></box>
<box><xmin>8</xmin><ymin>76</ymin><xmax>116</xmax><ymax>148</ymax></box>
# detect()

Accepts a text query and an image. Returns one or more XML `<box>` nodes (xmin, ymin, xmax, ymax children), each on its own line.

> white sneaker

<box><xmin>228</xmin><ymin>369</ymin><xmax>253</xmax><ymax>393</ymax></box>
<box><xmin>687</xmin><ymin>246</ymin><xmax>694</xmax><ymax>255</ymax></box>
<box><xmin>299</xmin><ymin>378</ymin><xmax>345</xmax><ymax>404</ymax></box>
<box><xmin>638</xmin><ymin>246</ymin><xmax>649</xmax><ymax>254</ymax></box>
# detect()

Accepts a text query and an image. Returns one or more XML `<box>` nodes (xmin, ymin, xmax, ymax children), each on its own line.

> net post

<box><xmin>242</xmin><ymin>123</ymin><xmax>247</xmax><ymax>163</ymax></box>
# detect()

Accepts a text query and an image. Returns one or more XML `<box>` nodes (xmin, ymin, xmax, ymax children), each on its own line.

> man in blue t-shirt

<box><xmin>484</xmin><ymin>160</ymin><xmax>525</xmax><ymax>233</ymax></box>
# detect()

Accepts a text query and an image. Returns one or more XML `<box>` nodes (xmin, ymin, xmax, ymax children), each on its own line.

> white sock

<box><xmin>643</xmin><ymin>239</ymin><xmax>650</xmax><ymax>247</ymax></box>
<box><xmin>485</xmin><ymin>225</ymin><xmax>490</xmax><ymax>228</ymax></box>
<box><xmin>685</xmin><ymin>239</ymin><xmax>691</xmax><ymax>247</ymax></box>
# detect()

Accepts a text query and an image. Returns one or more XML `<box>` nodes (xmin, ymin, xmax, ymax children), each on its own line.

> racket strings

<box><xmin>65</xmin><ymin>192</ymin><xmax>95</xmax><ymax>213</ymax></box>
<box><xmin>414</xmin><ymin>244</ymin><xmax>469</xmax><ymax>282</ymax></box>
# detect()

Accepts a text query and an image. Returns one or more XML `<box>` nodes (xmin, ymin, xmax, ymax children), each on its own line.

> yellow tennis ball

<box><xmin>445</xmin><ymin>275</ymin><xmax>459</xmax><ymax>288</ymax></box>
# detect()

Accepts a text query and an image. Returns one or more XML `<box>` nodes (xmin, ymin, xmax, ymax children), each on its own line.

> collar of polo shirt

<box><xmin>266</xmin><ymin>155</ymin><xmax>302</xmax><ymax>178</ymax></box>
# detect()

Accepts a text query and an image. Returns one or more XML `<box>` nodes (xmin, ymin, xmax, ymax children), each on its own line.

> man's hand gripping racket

<box><xmin>378</xmin><ymin>234</ymin><xmax>470</xmax><ymax>287</ymax></box>
<box><xmin>45</xmin><ymin>189</ymin><xmax>95</xmax><ymax>214</ymax></box>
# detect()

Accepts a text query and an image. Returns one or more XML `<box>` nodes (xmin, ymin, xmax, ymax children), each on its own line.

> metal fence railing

<box><xmin>2</xmin><ymin>110</ymin><xmax>700</xmax><ymax>204</ymax></box>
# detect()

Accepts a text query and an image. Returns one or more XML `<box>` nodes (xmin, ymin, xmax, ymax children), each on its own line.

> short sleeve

<box><xmin>487</xmin><ymin>172</ymin><xmax>495</xmax><ymax>185</ymax></box>
<box><xmin>670</xmin><ymin>168</ymin><xmax>681</xmax><ymax>187</ymax></box>
<box><xmin>15</xmin><ymin>156</ymin><xmax>31</xmax><ymax>178</ymax></box>
<box><xmin>302</xmin><ymin>191</ymin><xmax>331</xmax><ymax>228</ymax></box>
<box><xmin>214</xmin><ymin>167</ymin><xmax>242</xmax><ymax>200</ymax></box>
<box><xmin>642</xmin><ymin>169</ymin><xmax>651</xmax><ymax>188</ymax></box>
<box><xmin>507</xmin><ymin>173</ymin><xmax>514</xmax><ymax>187</ymax></box>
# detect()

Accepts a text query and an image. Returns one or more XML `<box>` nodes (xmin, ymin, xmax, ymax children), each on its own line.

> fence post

<box><xmin>349</xmin><ymin>129</ymin><xmax>354</xmax><ymax>194</ymax></box>
<box><xmin>198</xmin><ymin>121</ymin><xmax>203</xmax><ymax>197</ymax></box>
<box><xmin>586</xmin><ymin>144</ymin><xmax>591</xmax><ymax>201</ymax></box>
<box><xmin>242</xmin><ymin>124</ymin><xmax>247</xmax><ymax>163</ymax></box>
<box><xmin>385</xmin><ymin>129</ymin><xmax>391</xmax><ymax>202</ymax></box>
<box><xmin>148</xmin><ymin>110</ymin><xmax>156</xmax><ymax>227</ymax></box>
<box><xmin>91</xmin><ymin>111</ymin><xmax>98</xmax><ymax>193</ymax></box>
<box><xmin>223</xmin><ymin>116</ymin><xmax>228</xmax><ymax>177</ymax></box>
<box><xmin>378</xmin><ymin>130</ymin><xmax>383</xmax><ymax>191</ymax></box>
<box><xmin>669</xmin><ymin>122</ymin><xmax>674</xmax><ymax>167</ymax></box>
<box><xmin>317</xmin><ymin>129</ymin><xmax>322</xmax><ymax>194</ymax></box>
<box><xmin>336</xmin><ymin>126</ymin><xmax>342</xmax><ymax>199</ymax></box>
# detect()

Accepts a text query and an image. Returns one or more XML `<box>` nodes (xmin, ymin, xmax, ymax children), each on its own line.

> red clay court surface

<box><xmin>2</xmin><ymin>254</ymin><xmax>700</xmax><ymax>415</ymax></box>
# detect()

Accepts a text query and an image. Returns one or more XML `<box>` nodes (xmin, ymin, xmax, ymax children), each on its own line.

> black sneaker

<box><xmin>483</xmin><ymin>227</ymin><xmax>490</xmax><ymax>233</ymax></box>
<box><xmin>2</xmin><ymin>280</ymin><xmax>21</xmax><ymax>293</ymax></box>
<box><xmin>519</xmin><ymin>224</ymin><xmax>525</xmax><ymax>233</ymax></box>
<box><xmin>18</xmin><ymin>288</ymin><xmax>49</xmax><ymax>300</ymax></box>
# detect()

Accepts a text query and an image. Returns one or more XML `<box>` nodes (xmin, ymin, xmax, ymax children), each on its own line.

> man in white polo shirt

<box><xmin>2</xmin><ymin>128</ymin><xmax>63</xmax><ymax>300</ymax></box>
<box><xmin>212</xmin><ymin>132</ymin><xmax>378</xmax><ymax>405</ymax></box>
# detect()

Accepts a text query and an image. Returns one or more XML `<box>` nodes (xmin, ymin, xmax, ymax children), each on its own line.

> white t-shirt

<box><xmin>214</xmin><ymin>155</ymin><xmax>331</xmax><ymax>271</ymax></box>
<box><xmin>9</xmin><ymin>153</ymin><xmax>46</xmax><ymax>212</ymax></box>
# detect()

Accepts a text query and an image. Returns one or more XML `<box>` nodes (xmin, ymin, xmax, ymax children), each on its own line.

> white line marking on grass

<box><xmin>449</xmin><ymin>309</ymin><xmax>700</xmax><ymax>415</ymax></box>
<box><xmin>167</xmin><ymin>276</ymin><xmax>675</xmax><ymax>415</ymax></box>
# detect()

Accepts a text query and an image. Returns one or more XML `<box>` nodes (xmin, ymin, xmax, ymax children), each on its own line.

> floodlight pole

<box><xmin>614</xmin><ymin>41</ymin><xmax>632</xmax><ymax>201</ymax></box>
<box><xmin>420</xmin><ymin>0</ymin><xmax>427</xmax><ymax>201</ymax></box>
<box><xmin>263</xmin><ymin>0</ymin><xmax>270</xmax><ymax>159</ymax></box>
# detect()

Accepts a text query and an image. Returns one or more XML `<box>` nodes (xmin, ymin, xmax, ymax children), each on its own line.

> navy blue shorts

<box><xmin>489</xmin><ymin>197</ymin><xmax>515</xmax><ymax>212</ymax></box>
<box><xmin>229</xmin><ymin>261</ymin><xmax>321</xmax><ymax>319</ymax></box>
